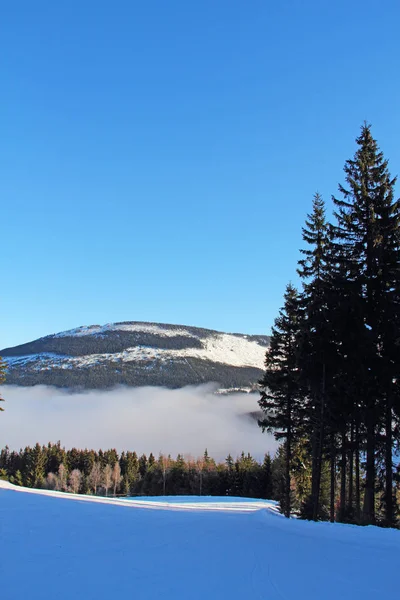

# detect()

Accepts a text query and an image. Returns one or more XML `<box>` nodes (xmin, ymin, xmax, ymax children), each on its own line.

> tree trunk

<box><xmin>348</xmin><ymin>421</ymin><xmax>354</xmax><ymax>518</ymax></box>
<box><xmin>285</xmin><ymin>433</ymin><xmax>291</xmax><ymax>518</ymax></box>
<box><xmin>310</xmin><ymin>424</ymin><xmax>319</xmax><ymax>520</ymax></box>
<box><xmin>339</xmin><ymin>431</ymin><xmax>347</xmax><ymax>522</ymax></box>
<box><xmin>362</xmin><ymin>417</ymin><xmax>376</xmax><ymax>525</ymax></box>
<box><xmin>311</xmin><ymin>365</ymin><xmax>326</xmax><ymax>521</ymax></box>
<box><xmin>330</xmin><ymin>433</ymin><xmax>335</xmax><ymax>523</ymax></box>
<box><xmin>362</xmin><ymin>186</ymin><xmax>376</xmax><ymax>526</ymax></box>
<box><xmin>312</xmin><ymin>423</ymin><xmax>324</xmax><ymax>521</ymax></box>
<box><xmin>385</xmin><ymin>394</ymin><xmax>393</xmax><ymax>526</ymax></box>
<box><xmin>355</xmin><ymin>418</ymin><xmax>361</xmax><ymax>523</ymax></box>
<box><xmin>314</xmin><ymin>366</ymin><xmax>326</xmax><ymax>520</ymax></box>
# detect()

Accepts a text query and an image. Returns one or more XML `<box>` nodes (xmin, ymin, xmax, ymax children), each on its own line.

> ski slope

<box><xmin>1</xmin><ymin>481</ymin><xmax>399</xmax><ymax>600</ymax></box>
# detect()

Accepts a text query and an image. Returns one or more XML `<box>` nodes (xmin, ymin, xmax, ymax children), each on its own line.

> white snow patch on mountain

<box><xmin>188</xmin><ymin>332</ymin><xmax>265</xmax><ymax>367</ymax></box>
<box><xmin>52</xmin><ymin>322</ymin><xmax>197</xmax><ymax>338</ymax></box>
<box><xmin>4</xmin><ymin>332</ymin><xmax>267</xmax><ymax>371</ymax></box>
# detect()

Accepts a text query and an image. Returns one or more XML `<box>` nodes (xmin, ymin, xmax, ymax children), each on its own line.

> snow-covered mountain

<box><xmin>1</xmin><ymin>322</ymin><xmax>269</xmax><ymax>390</ymax></box>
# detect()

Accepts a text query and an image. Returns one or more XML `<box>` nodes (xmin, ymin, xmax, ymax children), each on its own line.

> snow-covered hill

<box><xmin>1</xmin><ymin>321</ymin><xmax>269</xmax><ymax>390</ymax></box>
<box><xmin>1</xmin><ymin>480</ymin><xmax>398</xmax><ymax>600</ymax></box>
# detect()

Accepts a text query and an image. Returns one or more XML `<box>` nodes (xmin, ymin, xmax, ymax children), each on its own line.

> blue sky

<box><xmin>2</xmin><ymin>0</ymin><xmax>400</xmax><ymax>348</ymax></box>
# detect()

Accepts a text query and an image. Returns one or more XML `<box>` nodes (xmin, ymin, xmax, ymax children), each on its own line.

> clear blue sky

<box><xmin>2</xmin><ymin>0</ymin><xmax>400</xmax><ymax>349</ymax></box>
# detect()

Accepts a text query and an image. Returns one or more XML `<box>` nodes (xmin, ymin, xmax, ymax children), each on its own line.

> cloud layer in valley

<box><xmin>0</xmin><ymin>384</ymin><xmax>277</xmax><ymax>460</ymax></box>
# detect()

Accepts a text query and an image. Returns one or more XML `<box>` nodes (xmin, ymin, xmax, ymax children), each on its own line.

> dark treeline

<box><xmin>259</xmin><ymin>124</ymin><xmax>400</xmax><ymax>527</ymax></box>
<box><xmin>0</xmin><ymin>442</ymin><xmax>280</xmax><ymax>500</ymax></box>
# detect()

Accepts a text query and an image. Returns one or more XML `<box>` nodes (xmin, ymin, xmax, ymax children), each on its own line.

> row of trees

<box><xmin>259</xmin><ymin>124</ymin><xmax>400</xmax><ymax>527</ymax></box>
<box><xmin>0</xmin><ymin>442</ymin><xmax>278</xmax><ymax>499</ymax></box>
<box><xmin>44</xmin><ymin>461</ymin><xmax>122</xmax><ymax>496</ymax></box>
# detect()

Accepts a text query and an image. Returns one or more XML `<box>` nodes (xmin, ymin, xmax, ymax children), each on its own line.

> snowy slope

<box><xmin>1</xmin><ymin>481</ymin><xmax>399</xmax><ymax>600</ymax></box>
<box><xmin>1</xmin><ymin>321</ymin><xmax>269</xmax><ymax>390</ymax></box>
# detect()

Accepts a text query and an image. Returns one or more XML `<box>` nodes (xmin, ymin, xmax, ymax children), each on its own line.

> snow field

<box><xmin>1</xmin><ymin>481</ymin><xmax>399</xmax><ymax>600</ymax></box>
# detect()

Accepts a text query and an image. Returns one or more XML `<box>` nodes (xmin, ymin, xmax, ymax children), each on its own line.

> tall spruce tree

<box><xmin>297</xmin><ymin>193</ymin><xmax>334</xmax><ymax>520</ymax></box>
<box><xmin>258</xmin><ymin>283</ymin><xmax>302</xmax><ymax>517</ymax></box>
<box><xmin>332</xmin><ymin>123</ymin><xmax>400</xmax><ymax>525</ymax></box>
<box><xmin>325</xmin><ymin>224</ymin><xmax>367</xmax><ymax>523</ymax></box>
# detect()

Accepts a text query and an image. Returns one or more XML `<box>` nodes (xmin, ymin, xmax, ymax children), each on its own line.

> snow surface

<box><xmin>4</xmin><ymin>353</ymin><xmax>72</xmax><ymax>369</ymax></box>
<box><xmin>1</xmin><ymin>481</ymin><xmax>399</xmax><ymax>600</ymax></box>
<box><xmin>5</xmin><ymin>332</ymin><xmax>266</xmax><ymax>370</ymax></box>
<box><xmin>52</xmin><ymin>322</ymin><xmax>197</xmax><ymax>338</ymax></box>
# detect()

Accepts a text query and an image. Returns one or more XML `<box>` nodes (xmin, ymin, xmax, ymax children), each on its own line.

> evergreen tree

<box><xmin>261</xmin><ymin>454</ymin><xmax>273</xmax><ymax>500</ymax></box>
<box><xmin>121</xmin><ymin>451</ymin><xmax>140</xmax><ymax>493</ymax></box>
<box><xmin>297</xmin><ymin>192</ymin><xmax>342</xmax><ymax>520</ymax></box>
<box><xmin>169</xmin><ymin>455</ymin><xmax>188</xmax><ymax>495</ymax></box>
<box><xmin>11</xmin><ymin>470</ymin><xmax>23</xmax><ymax>486</ymax></box>
<box><xmin>121</xmin><ymin>475</ymin><xmax>130</xmax><ymax>496</ymax></box>
<box><xmin>46</xmin><ymin>441</ymin><xmax>66</xmax><ymax>475</ymax></box>
<box><xmin>81</xmin><ymin>450</ymin><xmax>96</xmax><ymax>477</ymax></box>
<box><xmin>259</xmin><ymin>283</ymin><xmax>303</xmax><ymax>517</ymax></box>
<box><xmin>297</xmin><ymin>193</ymin><xmax>330</xmax><ymax>519</ymax></box>
<box><xmin>224</xmin><ymin>454</ymin><xmax>235</xmax><ymax>496</ymax></box>
<box><xmin>139</xmin><ymin>453</ymin><xmax>148</xmax><ymax>478</ymax></box>
<box><xmin>24</xmin><ymin>444</ymin><xmax>47</xmax><ymax>488</ymax></box>
<box><xmin>332</xmin><ymin>123</ymin><xmax>400</xmax><ymax>525</ymax></box>
<box><xmin>104</xmin><ymin>449</ymin><xmax>118</xmax><ymax>467</ymax></box>
<box><xmin>0</xmin><ymin>446</ymin><xmax>10</xmax><ymax>471</ymax></box>
<box><xmin>67</xmin><ymin>447</ymin><xmax>82</xmax><ymax>472</ymax></box>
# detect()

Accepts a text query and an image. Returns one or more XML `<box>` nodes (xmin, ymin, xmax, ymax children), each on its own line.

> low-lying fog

<box><xmin>0</xmin><ymin>384</ymin><xmax>277</xmax><ymax>460</ymax></box>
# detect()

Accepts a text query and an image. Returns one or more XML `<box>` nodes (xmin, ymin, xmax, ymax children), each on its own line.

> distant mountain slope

<box><xmin>1</xmin><ymin>322</ymin><xmax>269</xmax><ymax>390</ymax></box>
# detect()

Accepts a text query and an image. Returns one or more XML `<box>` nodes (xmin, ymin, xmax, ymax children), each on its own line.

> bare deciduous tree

<box><xmin>89</xmin><ymin>462</ymin><xmax>102</xmax><ymax>495</ymax></box>
<box><xmin>58</xmin><ymin>464</ymin><xmax>67</xmax><ymax>491</ymax></box>
<box><xmin>69</xmin><ymin>469</ymin><xmax>82</xmax><ymax>494</ymax></box>
<box><xmin>184</xmin><ymin>454</ymin><xmax>195</xmax><ymax>467</ymax></box>
<box><xmin>160</xmin><ymin>454</ymin><xmax>171</xmax><ymax>496</ymax></box>
<box><xmin>196</xmin><ymin>457</ymin><xmax>206</xmax><ymax>496</ymax></box>
<box><xmin>46</xmin><ymin>472</ymin><xmax>59</xmax><ymax>491</ymax></box>
<box><xmin>111</xmin><ymin>462</ymin><xmax>122</xmax><ymax>497</ymax></box>
<box><xmin>103</xmin><ymin>464</ymin><xmax>112</xmax><ymax>496</ymax></box>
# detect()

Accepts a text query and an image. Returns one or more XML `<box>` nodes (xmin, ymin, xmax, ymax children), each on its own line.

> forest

<box><xmin>0</xmin><ymin>442</ymin><xmax>277</xmax><ymax>500</ymax></box>
<box><xmin>259</xmin><ymin>124</ymin><xmax>400</xmax><ymax>527</ymax></box>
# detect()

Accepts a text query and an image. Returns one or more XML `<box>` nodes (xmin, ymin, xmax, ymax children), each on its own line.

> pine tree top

<box><xmin>333</xmin><ymin>123</ymin><xmax>398</xmax><ymax>219</ymax></box>
<box><xmin>298</xmin><ymin>192</ymin><xmax>330</xmax><ymax>289</ymax></box>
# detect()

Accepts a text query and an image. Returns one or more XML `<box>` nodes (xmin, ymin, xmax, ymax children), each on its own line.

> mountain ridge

<box><xmin>1</xmin><ymin>321</ymin><xmax>269</xmax><ymax>391</ymax></box>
